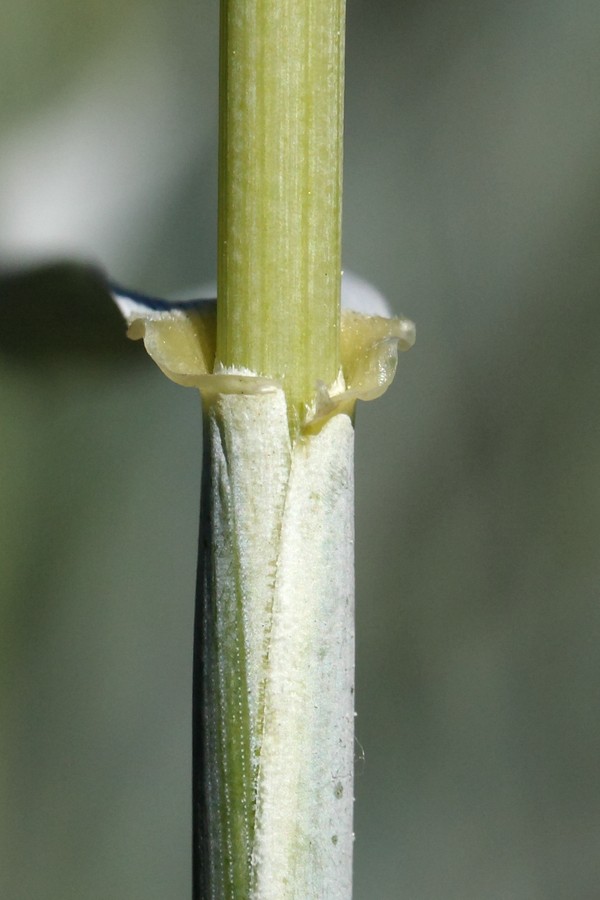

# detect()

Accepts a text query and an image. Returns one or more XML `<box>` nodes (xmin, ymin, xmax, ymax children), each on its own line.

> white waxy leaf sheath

<box><xmin>198</xmin><ymin>390</ymin><xmax>354</xmax><ymax>897</ymax></box>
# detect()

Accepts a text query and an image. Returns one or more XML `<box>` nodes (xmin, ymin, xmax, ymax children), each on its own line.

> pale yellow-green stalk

<box><xmin>217</xmin><ymin>0</ymin><xmax>345</xmax><ymax>420</ymax></box>
<box><xmin>115</xmin><ymin>0</ymin><xmax>413</xmax><ymax>896</ymax></box>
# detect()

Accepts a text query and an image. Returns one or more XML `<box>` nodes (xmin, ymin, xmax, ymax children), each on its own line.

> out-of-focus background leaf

<box><xmin>2</xmin><ymin>1</ymin><xmax>600</xmax><ymax>897</ymax></box>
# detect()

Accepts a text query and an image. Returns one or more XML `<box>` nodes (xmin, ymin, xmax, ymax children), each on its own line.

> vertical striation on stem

<box><xmin>216</xmin><ymin>0</ymin><xmax>346</xmax><ymax>414</ymax></box>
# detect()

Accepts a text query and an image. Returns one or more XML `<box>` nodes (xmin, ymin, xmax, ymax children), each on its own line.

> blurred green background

<box><xmin>2</xmin><ymin>1</ymin><xmax>600</xmax><ymax>897</ymax></box>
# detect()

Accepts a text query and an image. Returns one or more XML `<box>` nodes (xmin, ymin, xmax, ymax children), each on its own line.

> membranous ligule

<box><xmin>117</xmin><ymin>293</ymin><xmax>414</xmax><ymax>427</ymax></box>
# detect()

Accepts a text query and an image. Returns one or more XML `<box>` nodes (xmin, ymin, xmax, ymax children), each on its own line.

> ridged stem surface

<box><xmin>216</xmin><ymin>0</ymin><xmax>346</xmax><ymax>413</ymax></box>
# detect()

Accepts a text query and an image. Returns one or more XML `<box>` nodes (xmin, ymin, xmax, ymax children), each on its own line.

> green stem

<box><xmin>193</xmin><ymin>2</ymin><xmax>351</xmax><ymax>896</ymax></box>
<box><xmin>216</xmin><ymin>0</ymin><xmax>346</xmax><ymax>415</ymax></box>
